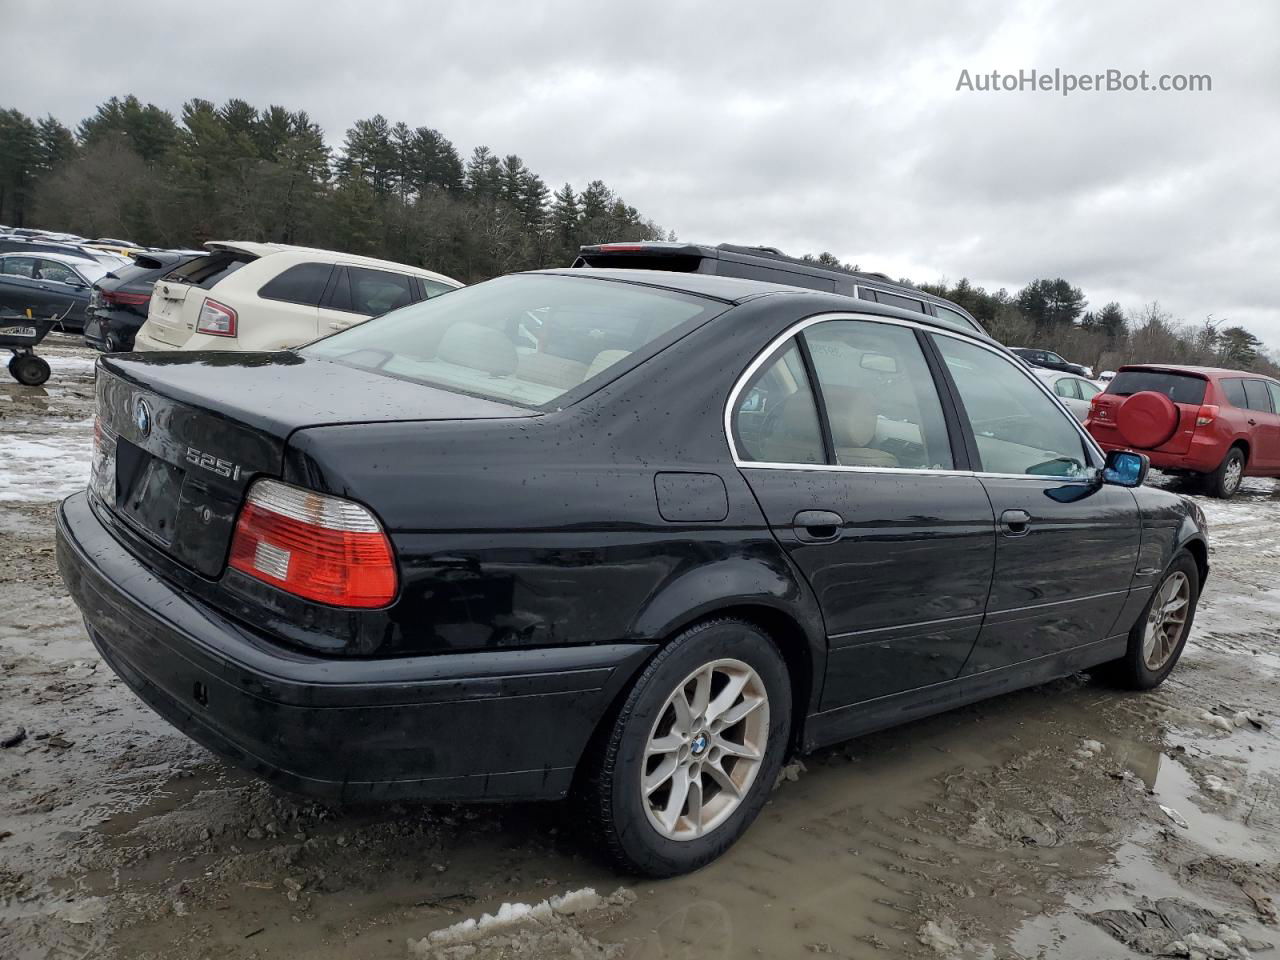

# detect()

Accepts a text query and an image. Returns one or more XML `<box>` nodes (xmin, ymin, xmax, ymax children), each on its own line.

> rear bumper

<box><xmin>1090</xmin><ymin>430</ymin><xmax>1226</xmax><ymax>474</ymax></box>
<box><xmin>56</xmin><ymin>491</ymin><xmax>653</xmax><ymax>802</ymax></box>
<box><xmin>131</xmin><ymin>328</ymin><xmax>170</xmax><ymax>351</ymax></box>
<box><xmin>83</xmin><ymin>310</ymin><xmax>139</xmax><ymax>351</ymax></box>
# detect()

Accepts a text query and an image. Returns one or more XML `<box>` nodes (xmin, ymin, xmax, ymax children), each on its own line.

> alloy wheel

<box><xmin>1223</xmin><ymin>457</ymin><xmax>1242</xmax><ymax>494</ymax></box>
<box><xmin>1142</xmin><ymin>571</ymin><xmax>1191</xmax><ymax>670</ymax></box>
<box><xmin>641</xmin><ymin>658</ymin><xmax>770</xmax><ymax>841</ymax></box>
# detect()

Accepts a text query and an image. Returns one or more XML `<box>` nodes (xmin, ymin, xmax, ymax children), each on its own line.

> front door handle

<box><xmin>794</xmin><ymin>509</ymin><xmax>843</xmax><ymax>543</ymax></box>
<box><xmin>1000</xmin><ymin>508</ymin><xmax>1032</xmax><ymax>536</ymax></box>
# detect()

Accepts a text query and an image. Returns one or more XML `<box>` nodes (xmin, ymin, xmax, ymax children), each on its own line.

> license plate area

<box><xmin>116</xmin><ymin>440</ymin><xmax>184</xmax><ymax>546</ymax></box>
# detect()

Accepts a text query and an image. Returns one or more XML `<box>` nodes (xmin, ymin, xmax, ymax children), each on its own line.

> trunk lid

<box><xmin>96</xmin><ymin>353</ymin><xmax>534</xmax><ymax>578</ymax></box>
<box><xmin>144</xmin><ymin>277</ymin><xmax>197</xmax><ymax>346</ymax></box>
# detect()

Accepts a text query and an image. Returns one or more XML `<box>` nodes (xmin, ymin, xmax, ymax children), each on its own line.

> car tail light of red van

<box><xmin>1195</xmin><ymin>404</ymin><xmax>1219</xmax><ymax>427</ymax></box>
<box><xmin>229</xmin><ymin>480</ymin><xmax>397</xmax><ymax>608</ymax></box>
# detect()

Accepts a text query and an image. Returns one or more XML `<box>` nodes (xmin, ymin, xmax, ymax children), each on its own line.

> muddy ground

<box><xmin>2</xmin><ymin>337</ymin><xmax>1278</xmax><ymax>959</ymax></box>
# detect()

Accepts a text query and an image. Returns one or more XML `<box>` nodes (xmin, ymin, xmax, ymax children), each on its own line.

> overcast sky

<box><xmin>7</xmin><ymin>1</ymin><xmax>1279</xmax><ymax>343</ymax></box>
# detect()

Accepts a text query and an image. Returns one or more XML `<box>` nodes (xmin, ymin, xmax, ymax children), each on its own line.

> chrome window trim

<box><xmin>724</xmin><ymin>311</ymin><xmax>1106</xmax><ymax>479</ymax></box>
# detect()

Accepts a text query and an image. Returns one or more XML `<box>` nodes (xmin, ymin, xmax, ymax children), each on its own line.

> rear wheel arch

<box><xmin>1230</xmin><ymin>438</ymin><xmax>1250</xmax><ymax>463</ymax></box>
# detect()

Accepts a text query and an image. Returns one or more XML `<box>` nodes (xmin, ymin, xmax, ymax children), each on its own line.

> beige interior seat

<box><xmin>584</xmin><ymin>349</ymin><xmax>631</xmax><ymax>381</ymax></box>
<box><xmin>436</xmin><ymin>322</ymin><xmax>518</xmax><ymax>376</ymax></box>
<box><xmin>517</xmin><ymin>351</ymin><xmax>588</xmax><ymax>388</ymax></box>
<box><xmin>824</xmin><ymin>385</ymin><xmax>899</xmax><ymax>468</ymax></box>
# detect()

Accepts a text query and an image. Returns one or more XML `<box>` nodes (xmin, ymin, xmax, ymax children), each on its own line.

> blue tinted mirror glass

<box><xmin>1104</xmin><ymin>451</ymin><xmax>1145</xmax><ymax>487</ymax></box>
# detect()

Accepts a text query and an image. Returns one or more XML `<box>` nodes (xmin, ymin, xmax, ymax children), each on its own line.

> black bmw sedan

<box><xmin>57</xmin><ymin>269</ymin><xmax>1208</xmax><ymax>876</ymax></box>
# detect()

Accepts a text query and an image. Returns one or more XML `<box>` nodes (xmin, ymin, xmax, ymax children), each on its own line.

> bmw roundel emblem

<box><xmin>134</xmin><ymin>397</ymin><xmax>152</xmax><ymax>437</ymax></box>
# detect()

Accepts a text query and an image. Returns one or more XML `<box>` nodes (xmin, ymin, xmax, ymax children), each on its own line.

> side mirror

<box><xmin>1102</xmin><ymin>450</ymin><xmax>1149</xmax><ymax>488</ymax></box>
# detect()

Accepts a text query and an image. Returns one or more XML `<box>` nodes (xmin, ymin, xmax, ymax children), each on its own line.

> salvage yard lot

<box><xmin>2</xmin><ymin>338</ymin><xmax>1278</xmax><ymax>959</ymax></box>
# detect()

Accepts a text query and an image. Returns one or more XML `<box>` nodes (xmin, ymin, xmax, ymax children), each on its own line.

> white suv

<box><xmin>134</xmin><ymin>242</ymin><xmax>461</xmax><ymax>352</ymax></box>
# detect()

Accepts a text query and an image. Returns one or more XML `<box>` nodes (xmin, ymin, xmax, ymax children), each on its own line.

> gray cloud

<box><xmin>7</xmin><ymin>0</ymin><xmax>1278</xmax><ymax>342</ymax></box>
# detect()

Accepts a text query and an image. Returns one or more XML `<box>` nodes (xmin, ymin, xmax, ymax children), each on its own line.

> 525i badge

<box><xmin>184</xmin><ymin>446</ymin><xmax>242</xmax><ymax>480</ymax></box>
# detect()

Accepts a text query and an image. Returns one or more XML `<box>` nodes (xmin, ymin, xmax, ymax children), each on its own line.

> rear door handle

<box><xmin>1000</xmin><ymin>508</ymin><xmax>1031</xmax><ymax>536</ymax></box>
<box><xmin>794</xmin><ymin>509</ymin><xmax>843</xmax><ymax>543</ymax></box>
<box><xmin>1248</xmin><ymin>418</ymin><xmax>1257</xmax><ymax>426</ymax></box>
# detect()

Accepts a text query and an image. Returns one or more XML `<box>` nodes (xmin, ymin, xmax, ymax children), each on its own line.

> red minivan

<box><xmin>1087</xmin><ymin>365</ymin><xmax>1280</xmax><ymax>497</ymax></box>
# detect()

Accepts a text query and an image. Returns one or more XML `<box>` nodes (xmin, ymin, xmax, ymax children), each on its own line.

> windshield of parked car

<box><xmin>1107</xmin><ymin>370</ymin><xmax>1207</xmax><ymax>405</ymax></box>
<box><xmin>302</xmin><ymin>274</ymin><xmax>726</xmax><ymax>407</ymax></box>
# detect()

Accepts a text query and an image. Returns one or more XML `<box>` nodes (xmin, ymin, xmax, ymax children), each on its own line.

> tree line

<box><xmin>915</xmin><ymin>276</ymin><xmax>1279</xmax><ymax>378</ymax></box>
<box><xmin>0</xmin><ymin>96</ymin><xmax>668</xmax><ymax>281</ymax></box>
<box><xmin>1</xmin><ymin>96</ymin><xmax>1275</xmax><ymax>373</ymax></box>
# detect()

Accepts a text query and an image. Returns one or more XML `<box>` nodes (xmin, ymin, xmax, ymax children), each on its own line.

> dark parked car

<box><xmin>84</xmin><ymin>251</ymin><xmax>201</xmax><ymax>351</ymax></box>
<box><xmin>0</xmin><ymin>252</ymin><xmax>107</xmax><ymax>332</ymax></box>
<box><xmin>1010</xmin><ymin>346</ymin><xmax>1093</xmax><ymax>378</ymax></box>
<box><xmin>1087</xmin><ymin>364</ymin><xmax>1280</xmax><ymax>497</ymax></box>
<box><xmin>574</xmin><ymin>241</ymin><xmax>987</xmax><ymax>335</ymax></box>
<box><xmin>0</xmin><ymin>236</ymin><xmax>108</xmax><ymax>264</ymax></box>
<box><xmin>57</xmin><ymin>269</ymin><xmax>1208</xmax><ymax>876</ymax></box>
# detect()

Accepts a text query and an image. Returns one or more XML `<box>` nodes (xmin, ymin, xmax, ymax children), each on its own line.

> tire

<box><xmin>586</xmin><ymin>618</ymin><xmax>792</xmax><ymax>877</ymax></box>
<box><xmin>1100</xmin><ymin>552</ymin><xmax>1200</xmax><ymax>690</ymax></box>
<box><xmin>10</xmin><ymin>354</ymin><xmax>50</xmax><ymax>386</ymax></box>
<box><xmin>1205</xmin><ymin>447</ymin><xmax>1245</xmax><ymax>498</ymax></box>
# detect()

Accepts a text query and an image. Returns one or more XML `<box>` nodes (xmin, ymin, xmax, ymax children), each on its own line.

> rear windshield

<box><xmin>1107</xmin><ymin>370</ymin><xmax>1207</xmax><ymax>406</ymax></box>
<box><xmin>162</xmin><ymin>250</ymin><xmax>256</xmax><ymax>289</ymax></box>
<box><xmin>104</xmin><ymin>261</ymin><xmax>168</xmax><ymax>285</ymax></box>
<box><xmin>302</xmin><ymin>273</ymin><xmax>725</xmax><ymax>407</ymax></box>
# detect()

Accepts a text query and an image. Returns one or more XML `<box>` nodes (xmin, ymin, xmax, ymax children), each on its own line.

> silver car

<box><xmin>1035</xmin><ymin>369</ymin><xmax>1103</xmax><ymax>421</ymax></box>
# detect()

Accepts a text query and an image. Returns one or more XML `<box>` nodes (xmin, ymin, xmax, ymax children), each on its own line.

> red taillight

<box><xmin>596</xmin><ymin>243</ymin><xmax>650</xmax><ymax>252</ymax></box>
<box><xmin>1195</xmin><ymin>404</ymin><xmax>1219</xmax><ymax>427</ymax></box>
<box><xmin>102</xmin><ymin>289</ymin><xmax>150</xmax><ymax>306</ymax></box>
<box><xmin>229</xmin><ymin>480</ymin><xmax>397</xmax><ymax>608</ymax></box>
<box><xmin>196</xmin><ymin>298</ymin><xmax>238</xmax><ymax>337</ymax></box>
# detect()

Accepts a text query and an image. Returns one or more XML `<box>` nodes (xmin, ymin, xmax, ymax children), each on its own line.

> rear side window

<box><xmin>336</xmin><ymin>267</ymin><xmax>416</xmax><ymax>316</ymax></box>
<box><xmin>420</xmin><ymin>278</ymin><xmax>456</xmax><ymax>298</ymax></box>
<box><xmin>1054</xmin><ymin>378</ymin><xmax>1080</xmax><ymax>399</ymax></box>
<box><xmin>1244</xmin><ymin>379</ymin><xmax>1274</xmax><ymax>412</ymax></box>
<box><xmin>805</xmin><ymin>320</ymin><xmax>954</xmax><ymax>470</ymax></box>
<box><xmin>1</xmin><ymin>256</ymin><xmax>35</xmax><ymax>278</ymax></box>
<box><xmin>1267</xmin><ymin>383</ymin><xmax>1280</xmax><ymax>414</ymax></box>
<box><xmin>164</xmin><ymin>250</ymin><xmax>256</xmax><ymax>290</ymax></box>
<box><xmin>1220</xmin><ymin>378</ymin><xmax>1247</xmax><ymax>408</ymax></box>
<box><xmin>258</xmin><ymin>261</ymin><xmax>333</xmax><ymax>307</ymax></box>
<box><xmin>1108</xmin><ymin>371</ymin><xmax>1207</xmax><ymax>406</ymax></box>
<box><xmin>734</xmin><ymin>342</ymin><xmax>826</xmax><ymax>465</ymax></box>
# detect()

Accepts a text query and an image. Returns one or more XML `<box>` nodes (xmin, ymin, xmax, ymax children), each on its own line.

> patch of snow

<box><xmin>42</xmin><ymin>355</ymin><xmax>98</xmax><ymax>375</ymax></box>
<box><xmin>408</xmin><ymin>887</ymin><xmax>630</xmax><ymax>956</ymax></box>
<box><xmin>1076</xmin><ymin>738</ymin><xmax>1105</xmax><ymax>758</ymax></box>
<box><xmin>0</xmin><ymin>426</ymin><xmax>93</xmax><ymax>503</ymax></box>
<box><xmin>917</xmin><ymin>919</ymin><xmax>959</xmax><ymax>954</ymax></box>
